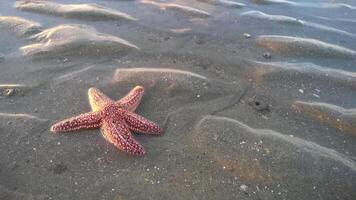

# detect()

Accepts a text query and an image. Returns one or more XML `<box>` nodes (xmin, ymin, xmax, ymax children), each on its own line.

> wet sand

<box><xmin>0</xmin><ymin>0</ymin><xmax>356</xmax><ymax>199</ymax></box>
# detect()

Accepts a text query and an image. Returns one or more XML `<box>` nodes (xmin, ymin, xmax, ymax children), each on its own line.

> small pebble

<box><xmin>243</xmin><ymin>33</ymin><xmax>251</xmax><ymax>39</ymax></box>
<box><xmin>195</xmin><ymin>39</ymin><xmax>204</xmax><ymax>45</ymax></box>
<box><xmin>312</xmin><ymin>93</ymin><xmax>320</xmax><ymax>98</ymax></box>
<box><xmin>4</xmin><ymin>88</ymin><xmax>15</xmax><ymax>97</ymax></box>
<box><xmin>240</xmin><ymin>184</ymin><xmax>248</xmax><ymax>192</ymax></box>
<box><xmin>263</xmin><ymin>52</ymin><xmax>272</xmax><ymax>59</ymax></box>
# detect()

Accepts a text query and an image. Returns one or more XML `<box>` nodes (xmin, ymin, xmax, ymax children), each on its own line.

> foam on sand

<box><xmin>20</xmin><ymin>24</ymin><xmax>138</xmax><ymax>59</ymax></box>
<box><xmin>15</xmin><ymin>0</ymin><xmax>137</xmax><ymax>21</ymax></box>
<box><xmin>256</xmin><ymin>35</ymin><xmax>356</xmax><ymax>59</ymax></box>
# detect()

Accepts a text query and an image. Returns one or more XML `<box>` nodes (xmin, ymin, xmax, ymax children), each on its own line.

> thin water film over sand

<box><xmin>0</xmin><ymin>0</ymin><xmax>356</xmax><ymax>199</ymax></box>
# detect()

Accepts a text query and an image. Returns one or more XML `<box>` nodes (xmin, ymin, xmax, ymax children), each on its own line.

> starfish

<box><xmin>50</xmin><ymin>86</ymin><xmax>163</xmax><ymax>156</ymax></box>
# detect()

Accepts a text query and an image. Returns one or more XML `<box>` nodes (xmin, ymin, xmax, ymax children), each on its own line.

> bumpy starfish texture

<box><xmin>50</xmin><ymin>86</ymin><xmax>162</xmax><ymax>156</ymax></box>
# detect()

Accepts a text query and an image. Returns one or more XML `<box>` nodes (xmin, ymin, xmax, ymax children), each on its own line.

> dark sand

<box><xmin>1</xmin><ymin>0</ymin><xmax>356</xmax><ymax>199</ymax></box>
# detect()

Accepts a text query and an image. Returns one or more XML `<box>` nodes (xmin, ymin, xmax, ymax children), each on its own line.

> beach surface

<box><xmin>1</xmin><ymin>0</ymin><xmax>356</xmax><ymax>199</ymax></box>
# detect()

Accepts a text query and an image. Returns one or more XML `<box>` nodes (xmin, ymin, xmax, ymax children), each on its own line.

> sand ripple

<box><xmin>140</xmin><ymin>0</ymin><xmax>211</xmax><ymax>18</ymax></box>
<box><xmin>251</xmin><ymin>61</ymin><xmax>356</xmax><ymax>89</ymax></box>
<box><xmin>0</xmin><ymin>112</ymin><xmax>46</xmax><ymax>121</ymax></box>
<box><xmin>192</xmin><ymin>115</ymin><xmax>356</xmax><ymax>198</ymax></box>
<box><xmin>112</xmin><ymin>68</ymin><xmax>237</xmax><ymax>99</ymax></box>
<box><xmin>241</xmin><ymin>10</ymin><xmax>301</xmax><ymax>24</ymax></box>
<box><xmin>15</xmin><ymin>0</ymin><xmax>137</xmax><ymax>21</ymax></box>
<box><xmin>241</xmin><ymin>11</ymin><xmax>356</xmax><ymax>37</ymax></box>
<box><xmin>20</xmin><ymin>24</ymin><xmax>138</xmax><ymax>59</ymax></box>
<box><xmin>196</xmin><ymin>0</ymin><xmax>245</xmax><ymax>8</ymax></box>
<box><xmin>250</xmin><ymin>0</ymin><xmax>356</xmax><ymax>9</ymax></box>
<box><xmin>293</xmin><ymin>101</ymin><xmax>356</xmax><ymax>137</ymax></box>
<box><xmin>257</xmin><ymin>35</ymin><xmax>356</xmax><ymax>59</ymax></box>
<box><xmin>0</xmin><ymin>16</ymin><xmax>41</xmax><ymax>36</ymax></box>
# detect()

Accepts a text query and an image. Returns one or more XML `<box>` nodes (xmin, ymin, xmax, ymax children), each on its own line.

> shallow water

<box><xmin>0</xmin><ymin>0</ymin><xmax>356</xmax><ymax>199</ymax></box>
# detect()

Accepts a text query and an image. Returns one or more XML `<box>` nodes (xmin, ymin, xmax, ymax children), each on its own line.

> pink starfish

<box><xmin>50</xmin><ymin>86</ymin><xmax>163</xmax><ymax>156</ymax></box>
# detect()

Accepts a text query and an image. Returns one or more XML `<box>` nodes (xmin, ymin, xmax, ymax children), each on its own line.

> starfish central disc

<box><xmin>51</xmin><ymin>86</ymin><xmax>163</xmax><ymax>156</ymax></box>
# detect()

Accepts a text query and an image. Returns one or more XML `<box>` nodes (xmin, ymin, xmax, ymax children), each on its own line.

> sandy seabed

<box><xmin>1</xmin><ymin>0</ymin><xmax>356</xmax><ymax>199</ymax></box>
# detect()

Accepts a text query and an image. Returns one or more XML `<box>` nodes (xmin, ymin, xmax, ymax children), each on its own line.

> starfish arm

<box><xmin>88</xmin><ymin>87</ymin><xmax>114</xmax><ymax>112</ymax></box>
<box><xmin>116</xmin><ymin>86</ymin><xmax>144</xmax><ymax>111</ymax></box>
<box><xmin>124</xmin><ymin>112</ymin><xmax>163</xmax><ymax>135</ymax></box>
<box><xmin>101</xmin><ymin>118</ymin><xmax>145</xmax><ymax>156</ymax></box>
<box><xmin>51</xmin><ymin>111</ymin><xmax>101</xmax><ymax>133</ymax></box>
